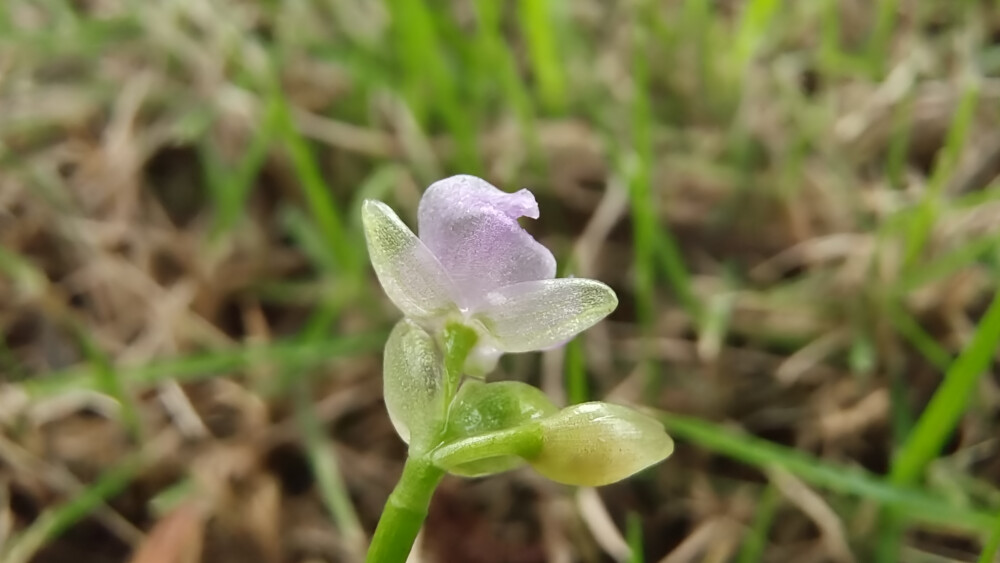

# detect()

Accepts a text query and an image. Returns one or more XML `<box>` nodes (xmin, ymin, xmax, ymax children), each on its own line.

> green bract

<box><xmin>382</xmin><ymin>319</ymin><xmax>444</xmax><ymax>452</ymax></box>
<box><xmin>442</xmin><ymin>380</ymin><xmax>557</xmax><ymax>476</ymax></box>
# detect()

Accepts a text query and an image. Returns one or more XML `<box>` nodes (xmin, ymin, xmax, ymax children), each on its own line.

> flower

<box><xmin>362</xmin><ymin>175</ymin><xmax>618</xmax><ymax>374</ymax></box>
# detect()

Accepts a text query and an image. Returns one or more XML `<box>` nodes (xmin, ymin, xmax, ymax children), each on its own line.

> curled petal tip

<box><xmin>504</xmin><ymin>188</ymin><xmax>541</xmax><ymax>220</ymax></box>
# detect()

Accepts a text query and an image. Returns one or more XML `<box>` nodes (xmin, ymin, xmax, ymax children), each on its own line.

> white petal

<box><xmin>361</xmin><ymin>200</ymin><xmax>458</xmax><ymax>320</ymax></box>
<box><xmin>473</xmin><ymin>279</ymin><xmax>618</xmax><ymax>353</ymax></box>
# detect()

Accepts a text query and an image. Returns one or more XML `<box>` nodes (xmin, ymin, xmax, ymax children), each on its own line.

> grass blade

<box><xmin>1</xmin><ymin>453</ymin><xmax>145</xmax><ymax>563</ymax></box>
<box><xmin>903</xmin><ymin>81</ymin><xmax>979</xmax><ymax>266</ymax></box>
<box><xmin>736</xmin><ymin>483</ymin><xmax>780</xmax><ymax>563</ymax></box>
<box><xmin>659</xmin><ymin>412</ymin><xmax>996</xmax><ymax>533</ymax></box>
<box><xmin>517</xmin><ymin>0</ymin><xmax>567</xmax><ymax>114</ymax></box>
<box><xmin>295</xmin><ymin>381</ymin><xmax>366</xmax><ymax>557</ymax></box>
<box><xmin>22</xmin><ymin>332</ymin><xmax>386</xmax><ymax>399</ymax></box>
<box><xmin>271</xmin><ymin>88</ymin><xmax>358</xmax><ymax>274</ymax></box>
<box><xmin>978</xmin><ymin>510</ymin><xmax>1000</xmax><ymax>563</ymax></box>
<box><xmin>627</xmin><ymin>511</ymin><xmax>644</xmax><ymax>563</ymax></box>
<box><xmin>890</xmin><ymin>287</ymin><xmax>1000</xmax><ymax>485</ymax></box>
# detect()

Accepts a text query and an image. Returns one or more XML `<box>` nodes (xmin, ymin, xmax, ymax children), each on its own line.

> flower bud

<box><xmin>442</xmin><ymin>380</ymin><xmax>557</xmax><ymax>476</ymax></box>
<box><xmin>528</xmin><ymin>402</ymin><xmax>673</xmax><ymax>487</ymax></box>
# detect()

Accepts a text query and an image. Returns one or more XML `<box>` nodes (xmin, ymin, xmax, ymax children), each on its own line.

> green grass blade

<box><xmin>279</xmin><ymin>205</ymin><xmax>340</xmax><ymax>274</ymax></box>
<box><xmin>737</xmin><ymin>483</ymin><xmax>780</xmax><ymax>563</ymax></box>
<box><xmin>22</xmin><ymin>332</ymin><xmax>386</xmax><ymax>399</ymax></box>
<box><xmin>474</xmin><ymin>0</ymin><xmax>539</xmax><ymax>162</ymax></box>
<box><xmin>735</xmin><ymin>0</ymin><xmax>780</xmax><ymax>68</ymax></box>
<box><xmin>885</xmin><ymin>300</ymin><xmax>952</xmax><ymax>371</ymax></box>
<box><xmin>75</xmin><ymin>332</ymin><xmax>143</xmax><ymax>442</ymax></box>
<box><xmin>206</xmin><ymin>95</ymin><xmax>280</xmax><ymax>237</ymax></box>
<box><xmin>517</xmin><ymin>0</ymin><xmax>567</xmax><ymax>114</ymax></box>
<box><xmin>1</xmin><ymin>453</ymin><xmax>144</xmax><ymax>563</ymax></box>
<box><xmin>890</xmin><ymin>288</ymin><xmax>1000</xmax><ymax>484</ymax></box>
<box><xmin>627</xmin><ymin>14</ymin><xmax>656</xmax><ymax>330</ymax></box>
<box><xmin>894</xmin><ymin>233</ymin><xmax>1000</xmax><ymax>296</ymax></box>
<box><xmin>385</xmin><ymin>0</ymin><xmax>479</xmax><ymax>171</ymax></box>
<box><xmin>655</xmin><ymin>227</ymin><xmax>702</xmax><ymax>324</ymax></box>
<box><xmin>978</xmin><ymin>510</ymin><xmax>1000</xmax><ymax>563</ymax></box>
<box><xmin>295</xmin><ymin>381</ymin><xmax>366</xmax><ymax>556</ymax></box>
<box><xmin>867</xmin><ymin>0</ymin><xmax>901</xmax><ymax>76</ymax></box>
<box><xmin>903</xmin><ymin>81</ymin><xmax>980</xmax><ymax>266</ymax></box>
<box><xmin>659</xmin><ymin>411</ymin><xmax>996</xmax><ymax>533</ymax></box>
<box><xmin>271</xmin><ymin>88</ymin><xmax>358</xmax><ymax>274</ymax></box>
<box><xmin>627</xmin><ymin>511</ymin><xmax>644</xmax><ymax>563</ymax></box>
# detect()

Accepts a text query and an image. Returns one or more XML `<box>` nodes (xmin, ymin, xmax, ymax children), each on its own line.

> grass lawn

<box><xmin>2</xmin><ymin>1</ymin><xmax>1000</xmax><ymax>562</ymax></box>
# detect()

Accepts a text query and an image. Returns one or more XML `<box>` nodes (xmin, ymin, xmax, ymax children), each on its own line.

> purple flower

<box><xmin>362</xmin><ymin>175</ymin><xmax>618</xmax><ymax>375</ymax></box>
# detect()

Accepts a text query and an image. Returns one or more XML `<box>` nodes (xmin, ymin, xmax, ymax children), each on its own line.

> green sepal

<box><xmin>438</xmin><ymin>380</ymin><xmax>557</xmax><ymax>476</ymax></box>
<box><xmin>383</xmin><ymin>319</ymin><xmax>444</xmax><ymax>452</ymax></box>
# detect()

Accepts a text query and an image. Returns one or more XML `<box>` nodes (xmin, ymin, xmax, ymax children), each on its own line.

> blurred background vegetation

<box><xmin>2</xmin><ymin>0</ymin><xmax>1000</xmax><ymax>562</ymax></box>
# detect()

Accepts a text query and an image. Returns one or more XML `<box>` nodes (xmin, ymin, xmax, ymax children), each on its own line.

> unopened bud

<box><xmin>528</xmin><ymin>402</ymin><xmax>673</xmax><ymax>487</ymax></box>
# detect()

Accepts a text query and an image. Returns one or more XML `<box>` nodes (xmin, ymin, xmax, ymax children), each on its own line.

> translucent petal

<box><xmin>473</xmin><ymin>278</ymin><xmax>618</xmax><ymax>352</ymax></box>
<box><xmin>382</xmin><ymin>319</ymin><xmax>444</xmax><ymax>448</ymax></box>
<box><xmin>530</xmin><ymin>402</ymin><xmax>674</xmax><ymax>487</ymax></box>
<box><xmin>361</xmin><ymin>200</ymin><xmax>458</xmax><ymax>320</ymax></box>
<box><xmin>417</xmin><ymin>175</ymin><xmax>556</xmax><ymax>301</ymax></box>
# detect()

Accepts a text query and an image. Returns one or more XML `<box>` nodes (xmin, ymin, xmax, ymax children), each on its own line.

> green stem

<box><xmin>441</xmin><ymin>323</ymin><xmax>478</xmax><ymax>409</ymax></box>
<box><xmin>367</xmin><ymin>324</ymin><xmax>476</xmax><ymax>561</ymax></box>
<box><xmin>431</xmin><ymin>423</ymin><xmax>543</xmax><ymax>469</ymax></box>
<box><xmin>366</xmin><ymin>458</ymin><xmax>445</xmax><ymax>563</ymax></box>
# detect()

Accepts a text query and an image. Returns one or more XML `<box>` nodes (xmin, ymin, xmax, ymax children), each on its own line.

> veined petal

<box><xmin>383</xmin><ymin>319</ymin><xmax>444</xmax><ymax>448</ymax></box>
<box><xmin>473</xmin><ymin>278</ymin><xmax>618</xmax><ymax>352</ymax></box>
<box><xmin>417</xmin><ymin>175</ymin><xmax>556</xmax><ymax>300</ymax></box>
<box><xmin>361</xmin><ymin>200</ymin><xmax>458</xmax><ymax>320</ymax></box>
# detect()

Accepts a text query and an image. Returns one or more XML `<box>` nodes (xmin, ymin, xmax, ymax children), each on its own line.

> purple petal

<box><xmin>417</xmin><ymin>175</ymin><xmax>556</xmax><ymax>303</ymax></box>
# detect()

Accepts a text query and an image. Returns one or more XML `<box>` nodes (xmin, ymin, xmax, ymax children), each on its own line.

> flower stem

<box><xmin>366</xmin><ymin>457</ymin><xmax>445</xmax><ymax>563</ymax></box>
<box><xmin>368</xmin><ymin>324</ymin><xmax>475</xmax><ymax>561</ymax></box>
<box><xmin>441</xmin><ymin>323</ymin><xmax>478</xmax><ymax>408</ymax></box>
<box><xmin>431</xmin><ymin>423</ymin><xmax>543</xmax><ymax>469</ymax></box>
